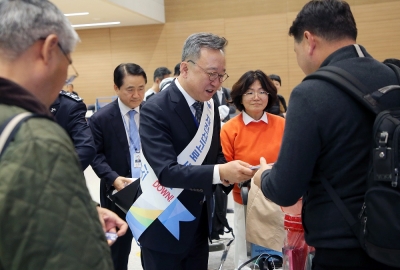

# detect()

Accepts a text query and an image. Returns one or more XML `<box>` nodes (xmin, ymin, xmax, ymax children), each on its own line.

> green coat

<box><xmin>0</xmin><ymin>105</ymin><xmax>113</xmax><ymax>270</ymax></box>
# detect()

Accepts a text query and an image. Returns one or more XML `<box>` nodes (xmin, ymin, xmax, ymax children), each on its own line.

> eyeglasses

<box><xmin>39</xmin><ymin>37</ymin><xmax>79</xmax><ymax>85</ymax></box>
<box><xmin>187</xmin><ymin>60</ymin><xmax>229</xmax><ymax>83</ymax></box>
<box><xmin>57</xmin><ymin>43</ymin><xmax>79</xmax><ymax>85</ymax></box>
<box><xmin>242</xmin><ymin>90</ymin><xmax>269</xmax><ymax>99</ymax></box>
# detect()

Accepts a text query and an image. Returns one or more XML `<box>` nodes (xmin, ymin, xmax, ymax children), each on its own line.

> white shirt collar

<box><xmin>242</xmin><ymin>111</ymin><xmax>268</xmax><ymax>125</ymax></box>
<box><xmin>217</xmin><ymin>88</ymin><xmax>223</xmax><ymax>103</ymax></box>
<box><xmin>175</xmin><ymin>79</ymin><xmax>197</xmax><ymax>107</ymax></box>
<box><xmin>118</xmin><ymin>98</ymin><xmax>140</xmax><ymax>116</ymax></box>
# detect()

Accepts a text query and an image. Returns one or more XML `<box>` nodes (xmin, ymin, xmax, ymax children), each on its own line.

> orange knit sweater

<box><xmin>220</xmin><ymin>112</ymin><xmax>285</xmax><ymax>204</ymax></box>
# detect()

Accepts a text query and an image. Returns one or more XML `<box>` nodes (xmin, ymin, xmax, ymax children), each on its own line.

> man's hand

<box><xmin>253</xmin><ymin>157</ymin><xmax>273</xmax><ymax>189</ymax></box>
<box><xmin>219</xmin><ymin>160</ymin><xmax>255</xmax><ymax>184</ymax></box>
<box><xmin>97</xmin><ymin>206</ymin><xmax>128</xmax><ymax>246</ymax></box>
<box><xmin>113</xmin><ymin>176</ymin><xmax>133</xmax><ymax>191</ymax></box>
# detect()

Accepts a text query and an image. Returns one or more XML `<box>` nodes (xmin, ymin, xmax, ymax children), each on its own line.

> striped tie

<box><xmin>193</xmin><ymin>101</ymin><xmax>203</xmax><ymax>124</ymax></box>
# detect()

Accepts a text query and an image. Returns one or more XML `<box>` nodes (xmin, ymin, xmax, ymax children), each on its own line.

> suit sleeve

<box><xmin>66</xmin><ymin>101</ymin><xmax>96</xmax><ymax>170</ymax></box>
<box><xmin>140</xmin><ymin>101</ymin><xmax>215</xmax><ymax>196</ymax></box>
<box><xmin>261</xmin><ymin>88</ymin><xmax>320</xmax><ymax>206</ymax></box>
<box><xmin>89</xmin><ymin>114</ymin><xmax>119</xmax><ymax>187</ymax></box>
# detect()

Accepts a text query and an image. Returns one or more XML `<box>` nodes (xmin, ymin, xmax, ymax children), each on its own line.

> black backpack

<box><xmin>304</xmin><ymin>63</ymin><xmax>400</xmax><ymax>267</ymax></box>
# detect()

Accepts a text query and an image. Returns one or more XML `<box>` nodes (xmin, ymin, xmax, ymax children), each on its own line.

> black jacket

<box><xmin>50</xmin><ymin>91</ymin><xmax>95</xmax><ymax>170</ymax></box>
<box><xmin>261</xmin><ymin>44</ymin><xmax>399</xmax><ymax>249</ymax></box>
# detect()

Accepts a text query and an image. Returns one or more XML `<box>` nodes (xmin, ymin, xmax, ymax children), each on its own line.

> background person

<box><xmin>254</xmin><ymin>0</ymin><xmax>400</xmax><ymax>269</ymax></box>
<box><xmin>144</xmin><ymin>66</ymin><xmax>171</xmax><ymax>100</ymax></box>
<box><xmin>174</xmin><ymin>62</ymin><xmax>181</xmax><ymax>76</ymax></box>
<box><xmin>220</xmin><ymin>70</ymin><xmax>285</xmax><ymax>269</ymax></box>
<box><xmin>212</xmin><ymin>86</ymin><xmax>236</xmax><ymax>122</ymax></box>
<box><xmin>266</xmin><ymin>74</ymin><xmax>287</xmax><ymax>117</ymax></box>
<box><xmin>50</xmin><ymin>90</ymin><xmax>96</xmax><ymax>170</ymax></box>
<box><xmin>90</xmin><ymin>63</ymin><xmax>147</xmax><ymax>270</ymax></box>
<box><xmin>65</xmin><ymin>83</ymin><xmax>78</xmax><ymax>95</ymax></box>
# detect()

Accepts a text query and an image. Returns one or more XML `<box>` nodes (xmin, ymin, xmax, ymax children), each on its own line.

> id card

<box><xmin>134</xmin><ymin>152</ymin><xmax>141</xmax><ymax>168</ymax></box>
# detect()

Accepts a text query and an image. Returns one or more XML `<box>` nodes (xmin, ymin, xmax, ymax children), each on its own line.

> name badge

<box><xmin>134</xmin><ymin>151</ymin><xmax>141</xmax><ymax>168</ymax></box>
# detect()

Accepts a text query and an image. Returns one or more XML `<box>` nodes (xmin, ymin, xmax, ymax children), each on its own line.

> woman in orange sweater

<box><xmin>220</xmin><ymin>70</ymin><xmax>285</xmax><ymax>269</ymax></box>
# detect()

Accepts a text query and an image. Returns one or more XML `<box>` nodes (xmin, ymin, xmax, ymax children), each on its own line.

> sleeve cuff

<box><xmin>213</xmin><ymin>165</ymin><xmax>222</xmax><ymax>184</ymax></box>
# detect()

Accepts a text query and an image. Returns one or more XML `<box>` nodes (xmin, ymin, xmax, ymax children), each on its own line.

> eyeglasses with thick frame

<box><xmin>39</xmin><ymin>37</ymin><xmax>79</xmax><ymax>85</ymax></box>
<box><xmin>242</xmin><ymin>90</ymin><xmax>269</xmax><ymax>99</ymax></box>
<box><xmin>187</xmin><ymin>60</ymin><xmax>229</xmax><ymax>83</ymax></box>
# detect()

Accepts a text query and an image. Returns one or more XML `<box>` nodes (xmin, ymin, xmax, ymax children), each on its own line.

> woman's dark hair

<box><xmin>289</xmin><ymin>0</ymin><xmax>357</xmax><ymax>43</ymax></box>
<box><xmin>113</xmin><ymin>63</ymin><xmax>147</xmax><ymax>88</ymax></box>
<box><xmin>231</xmin><ymin>70</ymin><xmax>277</xmax><ymax>112</ymax></box>
<box><xmin>268</xmin><ymin>74</ymin><xmax>281</xmax><ymax>86</ymax></box>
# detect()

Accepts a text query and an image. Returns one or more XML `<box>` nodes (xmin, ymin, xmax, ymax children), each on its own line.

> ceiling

<box><xmin>51</xmin><ymin>0</ymin><xmax>165</xmax><ymax>30</ymax></box>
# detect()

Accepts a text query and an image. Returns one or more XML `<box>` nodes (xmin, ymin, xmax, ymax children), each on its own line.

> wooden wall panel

<box><xmin>71</xmin><ymin>1</ymin><xmax>400</xmax><ymax>106</ymax></box>
<box><xmin>110</xmin><ymin>25</ymin><xmax>169</xmax><ymax>83</ymax></box>
<box><xmin>224</xmin><ymin>13</ymin><xmax>292</xmax><ymax>98</ymax></box>
<box><xmin>164</xmin><ymin>19</ymin><xmax>225</xmax><ymax>69</ymax></box>
<box><xmin>72</xmin><ymin>28</ymin><xmax>114</xmax><ymax>103</ymax></box>
<box><xmin>353</xmin><ymin>2</ymin><xmax>400</xmax><ymax>61</ymax></box>
<box><xmin>164</xmin><ymin>0</ymin><xmax>399</xmax><ymax>22</ymax></box>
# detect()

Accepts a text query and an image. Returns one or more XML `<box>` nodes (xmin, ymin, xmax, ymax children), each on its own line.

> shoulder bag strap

<box><xmin>0</xmin><ymin>112</ymin><xmax>48</xmax><ymax>158</ymax></box>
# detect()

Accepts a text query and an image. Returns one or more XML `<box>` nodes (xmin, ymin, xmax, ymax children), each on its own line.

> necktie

<box><xmin>128</xmin><ymin>110</ymin><xmax>140</xmax><ymax>178</ymax></box>
<box><xmin>193</xmin><ymin>101</ymin><xmax>203</xmax><ymax>124</ymax></box>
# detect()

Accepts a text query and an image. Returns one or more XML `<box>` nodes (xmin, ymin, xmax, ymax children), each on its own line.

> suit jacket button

<box><xmin>199</xmin><ymin>200</ymin><xmax>203</xmax><ymax>205</ymax></box>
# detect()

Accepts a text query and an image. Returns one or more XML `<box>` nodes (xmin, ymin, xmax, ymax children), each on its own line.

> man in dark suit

<box><xmin>212</xmin><ymin>86</ymin><xmax>236</xmax><ymax>122</ymax></box>
<box><xmin>50</xmin><ymin>90</ymin><xmax>96</xmax><ymax>170</ymax></box>
<box><xmin>90</xmin><ymin>63</ymin><xmax>147</xmax><ymax>270</ymax></box>
<box><xmin>138</xmin><ymin>32</ymin><xmax>255</xmax><ymax>270</ymax></box>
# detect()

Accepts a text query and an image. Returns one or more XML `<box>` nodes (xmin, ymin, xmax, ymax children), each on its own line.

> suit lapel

<box><xmin>169</xmin><ymin>84</ymin><xmax>198</xmax><ymax>138</ymax></box>
<box><xmin>110</xmin><ymin>100</ymin><xmax>131</xmax><ymax>166</ymax></box>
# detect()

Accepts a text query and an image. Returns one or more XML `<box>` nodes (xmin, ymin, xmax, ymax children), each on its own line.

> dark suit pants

<box><xmin>141</xmin><ymin>203</ymin><xmax>209</xmax><ymax>270</ymax></box>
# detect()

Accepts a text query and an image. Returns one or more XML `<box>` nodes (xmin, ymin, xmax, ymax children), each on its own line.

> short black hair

<box><xmin>113</xmin><ymin>63</ymin><xmax>147</xmax><ymax>88</ymax></box>
<box><xmin>268</xmin><ymin>74</ymin><xmax>281</xmax><ymax>86</ymax></box>
<box><xmin>174</xmin><ymin>63</ymin><xmax>181</xmax><ymax>76</ymax></box>
<box><xmin>153</xmin><ymin>67</ymin><xmax>171</xmax><ymax>82</ymax></box>
<box><xmin>289</xmin><ymin>0</ymin><xmax>357</xmax><ymax>43</ymax></box>
<box><xmin>383</xmin><ymin>58</ymin><xmax>400</xmax><ymax>69</ymax></box>
<box><xmin>231</xmin><ymin>70</ymin><xmax>277</xmax><ymax>112</ymax></box>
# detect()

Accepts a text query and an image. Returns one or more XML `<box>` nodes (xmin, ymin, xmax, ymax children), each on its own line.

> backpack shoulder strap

<box><xmin>304</xmin><ymin>66</ymin><xmax>381</xmax><ymax>115</ymax></box>
<box><xmin>320</xmin><ymin>177</ymin><xmax>358</xmax><ymax>228</ymax></box>
<box><xmin>0</xmin><ymin>112</ymin><xmax>48</xmax><ymax>158</ymax></box>
<box><xmin>385</xmin><ymin>63</ymin><xmax>400</xmax><ymax>84</ymax></box>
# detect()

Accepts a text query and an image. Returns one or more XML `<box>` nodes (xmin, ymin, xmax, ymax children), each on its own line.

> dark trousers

<box><xmin>312</xmin><ymin>248</ymin><xmax>400</xmax><ymax>270</ymax></box>
<box><xmin>141</xmin><ymin>204</ymin><xmax>209</xmax><ymax>270</ymax></box>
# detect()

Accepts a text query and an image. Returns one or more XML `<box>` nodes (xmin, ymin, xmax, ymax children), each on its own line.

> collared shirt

<box><xmin>217</xmin><ymin>88</ymin><xmax>223</xmax><ymax>104</ymax></box>
<box><xmin>242</xmin><ymin>111</ymin><xmax>269</xmax><ymax>125</ymax></box>
<box><xmin>118</xmin><ymin>97</ymin><xmax>140</xmax><ymax>145</ymax></box>
<box><xmin>175</xmin><ymin>79</ymin><xmax>198</xmax><ymax>116</ymax></box>
<box><xmin>175</xmin><ymin>79</ymin><xmax>223</xmax><ymax>185</ymax></box>
<box><xmin>144</xmin><ymin>88</ymin><xmax>155</xmax><ymax>101</ymax></box>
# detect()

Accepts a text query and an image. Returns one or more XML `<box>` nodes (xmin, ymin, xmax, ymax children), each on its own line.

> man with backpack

<box><xmin>254</xmin><ymin>0</ymin><xmax>400</xmax><ymax>269</ymax></box>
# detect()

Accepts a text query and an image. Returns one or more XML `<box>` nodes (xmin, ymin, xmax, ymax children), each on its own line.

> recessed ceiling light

<box><xmin>64</xmin><ymin>12</ymin><xmax>89</xmax><ymax>17</ymax></box>
<box><xmin>72</xmin><ymin>22</ymin><xmax>121</xmax><ymax>28</ymax></box>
